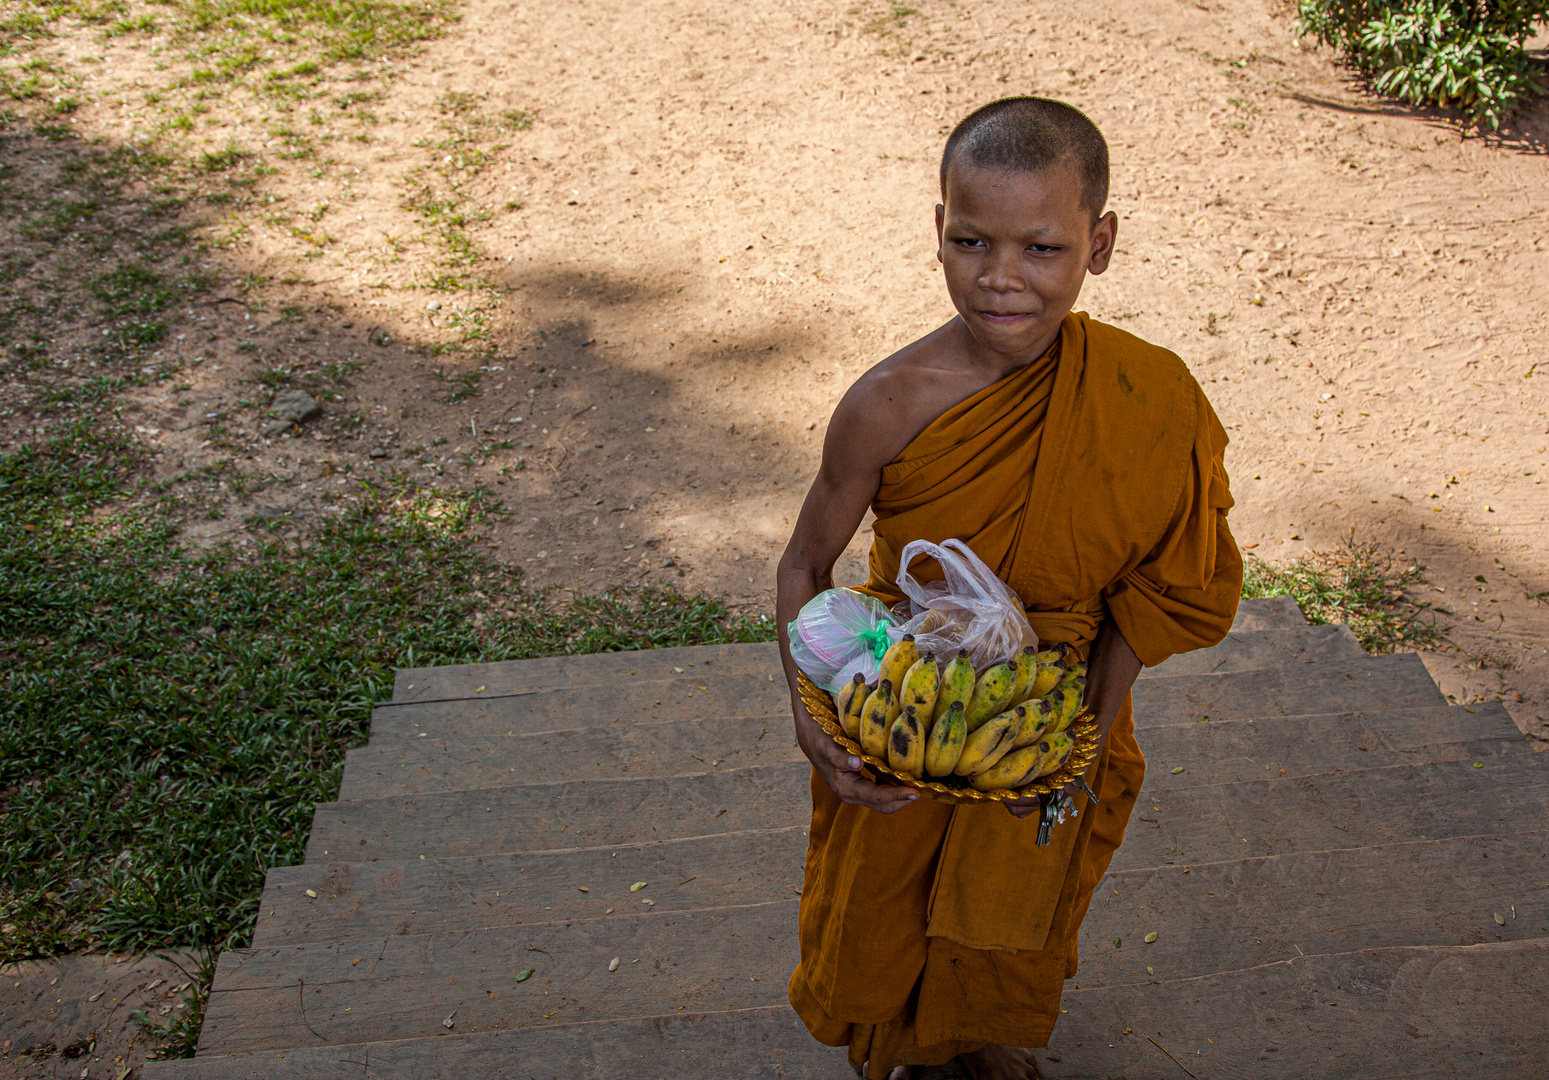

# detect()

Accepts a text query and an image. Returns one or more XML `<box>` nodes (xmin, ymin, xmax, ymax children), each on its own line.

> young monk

<box><xmin>775</xmin><ymin>97</ymin><xmax>1243</xmax><ymax>1079</ymax></box>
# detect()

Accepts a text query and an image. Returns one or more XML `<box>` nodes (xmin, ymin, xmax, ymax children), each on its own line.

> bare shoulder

<box><xmin>828</xmin><ymin>321</ymin><xmax>977</xmax><ymax>467</ymax></box>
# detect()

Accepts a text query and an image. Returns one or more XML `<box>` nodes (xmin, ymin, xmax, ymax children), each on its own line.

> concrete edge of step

<box><xmin>143</xmin><ymin>1003</ymin><xmax>831</xmax><ymax>1079</ymax></box>
<box><xmin>264</xmin><ymin>824</ymin><xmax>808</xmax><ymax>885</ymax></box>
<box><xmin>381</xmin><ymin>598</ymin><xmax>1315</xmax><ymax>704</ymax></box>
<box><xmin>214</xmin><ymin>897</ymin><xmax>802</xmax><ymax>975</ymax></box>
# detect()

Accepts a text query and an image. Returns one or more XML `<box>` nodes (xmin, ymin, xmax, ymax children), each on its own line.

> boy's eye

<box><xmin>953</xmin><ymin>238</ymin><xmax>986</xmax><ymax>249</ymax></box>
<box><xmin>1027</xmin><ymin>244</ymin><xmax>1058</xmax><ymax>254</ymax></box>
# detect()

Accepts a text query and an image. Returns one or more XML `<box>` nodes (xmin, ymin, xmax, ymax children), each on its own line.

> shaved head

<box><xmin>940</xmin><ymin>97</ymin><xmax>1110</xmax><ymax>221</ymax></box>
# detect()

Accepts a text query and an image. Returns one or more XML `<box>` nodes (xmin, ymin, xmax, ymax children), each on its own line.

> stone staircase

<box><xmin>145</xmin><ymin>597</ymin><xmax>1548</xmax><ymax>1078</ymax></box>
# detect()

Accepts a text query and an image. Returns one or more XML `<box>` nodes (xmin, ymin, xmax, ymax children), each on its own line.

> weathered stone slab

<box><xmin>253</xmin><ymin>827</ymin><xmax>808</xmax><ymax>947</ymax></box>
<box><xmin>346</xmin><ymin>714</ymin><xmax>803</xmax><ymax>799</ymax></box>
<box><xmin>197</xmin><ymin>901</ymin><xmax>800</xmax><ymax>1054</ymax></box>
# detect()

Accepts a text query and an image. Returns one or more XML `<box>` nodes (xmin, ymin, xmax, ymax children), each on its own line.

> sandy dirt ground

<box><xmin>0</xmin><ymin>952</ymin><xmax>196</xmax><ymax>1079</ymax></box>
<box><xmin>3</xmin><ymin>1</ymin><xmax>1548</xmax><ymax>1066</ymax></box>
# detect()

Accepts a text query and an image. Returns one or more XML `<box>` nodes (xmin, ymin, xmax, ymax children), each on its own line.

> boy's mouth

<box><xmin>975</xmin><ymin>310</ymin><xmax>1035</xmax><ymax>325</ymax></box>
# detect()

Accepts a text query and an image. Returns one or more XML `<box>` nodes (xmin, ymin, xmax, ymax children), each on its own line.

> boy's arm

<box><xmin>776</xmin><ymin>380</ymin><xmax>921</xmax><ymax>815</ymax></box>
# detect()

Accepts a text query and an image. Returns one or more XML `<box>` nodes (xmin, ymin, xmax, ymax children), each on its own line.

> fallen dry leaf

<box><xmin>88</xmin><ymin>990</ymin><xmax>106</xmax><ymax>1002</ymax></box>
<box><xmin>1494</xmin><ymin>912</ymin><xmax>1506</xmax><ymax>925</ymax></box>
<box><xmin>304</xmin><ymin>889</ymin><xmax>317</xmax><ymax>898</ymax></box>
<box><xmin>608</xmin><ymin>956</ymin><xmax>621</xmax><ymax>972</ymax></box>
<box><xmin>630</xmin><ymin>881</ymin><xmax>648</xmax><ymax>892</ymax></box>
<box><xmin>605</xmin><ymin>907</ymin><xmax>615</xmax><ymax>914</ymax></box>
<box><xmin>1144</xmin><ymin>932</ymin><xmax>1158</xmax><ymax>944</ymax></box>
<box><xmin>577</xmin><ymin>886</ymin><xmax>589</xmax><ymax>892</ymax></box>
<box><xmin>443</xmin><ymin>1010</ymin><xmax>456</xmax><ymax>1029</ymax></box>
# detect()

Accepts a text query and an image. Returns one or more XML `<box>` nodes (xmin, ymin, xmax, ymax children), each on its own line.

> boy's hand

<box><xmin>793</xmin><ymin>698</ymin><xmax>920</xmax><ymax>814</ymax></box>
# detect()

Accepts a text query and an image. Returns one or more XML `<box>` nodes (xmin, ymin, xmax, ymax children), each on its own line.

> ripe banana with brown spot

<box><xmin>952</xmin><ymin>711</ymin><xmax>1019</xmax><ymax>776</ymax></box>
<box><xmin>1025</xmin><ymin>650</ymin><xmax>1066</xmax><ymax>701</ymax></box>
<box><xmin>1010</xmin><ymin>645</ymin><xmax>1041</xmax><ymax>703</ymax></box>
<box><xmin>964</xmin><ymin>662</ymin><xmax>1016</xmax><ymax>732</ymax></box>
<box><xmin>934</xmin><ymin>650</ymin><xmax>976</xmax><ymax>724</ymax></box>
<box><xmin>924</xmin><ymin>700</ymin><xmax>967</xmax><ymax>777</ymax></box>
<box><xmin>899</xmin><ymin>654</ymin><xmax>941</xmax><ymax>731</ymax></box>
<box><xmin>887</xmin><ymin>705</ymin><xmax>925</xmax><ymax>778</ymax></box>
<box><xmin>1049</xmin><ymin>685</ymin><xmax>1083</xmax><ymax>735</ymax></box>
<box><xmin>859</xmin><ymin>679</ymin><xmax>894</xmax><ymax>758</ymax></box>
<box><xmin>969</xmin><ymin>743</ymin><xmax>1048</xmax><ymax>791</ymax></box>
<box><xmin>836</xmin><ymin>672</ymin><xmax>868</xmax><ymax>740</ymax></box>
<box><xmin>877</xmin><ymin>635</ymin><xmax>919</xmax><ymax>697</ymax></box>
<box><xmin>1055</xmin><ymin>661</ymin><xmax>1087</xmax><ymax>693</ymax></box>
<box><xmin>1012</xmin><ymin>695</ymin><xmax>1056</xmax><ymax>749</ymax></box>
<box><xmin>1028</xmin><ymin>732</ymin><xmax>1075</xmax><ymax>780</ymax></box>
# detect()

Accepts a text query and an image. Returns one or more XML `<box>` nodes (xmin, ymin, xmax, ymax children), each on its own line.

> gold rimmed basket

<box><xmin>797</xmin><ymin>669</ymin><xmax>1101</xmax><ymax>805</ymax></box>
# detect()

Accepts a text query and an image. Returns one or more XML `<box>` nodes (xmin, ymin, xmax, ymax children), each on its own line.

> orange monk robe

<box><xmin>789</xmin><ymin>313</ymin><xmax>1243</xmax><ymax>1077</ymax></box>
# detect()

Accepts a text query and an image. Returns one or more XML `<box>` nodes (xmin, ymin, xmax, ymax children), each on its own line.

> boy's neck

<box><xmin>949</xmin><ymin>314</ymin><xmax>1065</xmax><ymax>381</ymax></box>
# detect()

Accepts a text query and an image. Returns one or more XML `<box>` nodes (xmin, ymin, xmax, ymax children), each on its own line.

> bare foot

<box><xmin>960</xmin><ymin>1044</ymin><xmax>1040</xmax><ymax>1080</ymax></box>
<box><xmin>853</xmin><ymin>1066</ymin><xmax>911</xmax><ymax>1079</ymax></box>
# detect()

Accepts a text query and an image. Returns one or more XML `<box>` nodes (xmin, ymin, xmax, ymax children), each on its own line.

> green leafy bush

<box><xmin>1298</xmin><ymin>0</ymin><xmax>1548</xmax><ymax>128</ymax></box>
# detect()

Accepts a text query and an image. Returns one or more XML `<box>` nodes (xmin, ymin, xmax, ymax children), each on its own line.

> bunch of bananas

<box><xmin>833</xmin><ymin>634</ymin><xmax>1087</xmax><ymax>792</ymax></box>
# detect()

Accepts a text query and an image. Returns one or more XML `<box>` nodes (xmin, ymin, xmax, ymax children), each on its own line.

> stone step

<box><xmin>1138</xmin><ymin>702</ymin><xmax>1527</xmax><ymax>791</ymax></box>
<box><xmin>195</xmin><ymin>901</ymin><xmax>800</xmax><ymax>1055</ymax></box>
<box><xmin>1115</xmin><ymin>753</ymin><xmax>1549</xmax><ymax>870</ymax></box>
<box><xmin>346</xmin><ymin>697</ymin><xmax>1524</xmax><ymax>804</ymax></box>
<box><xmin>1146</xmin><ymin>624</ymin><xmax>1361</xmax><ymax>678</ymax></box>
<box><xmin>392</xmin><ymin>640</ymin><xmax>781</xmax><ymax>704</ymax></box>
<box><xmin>368</xmin><ymin>652</ymin><xmax>1428</xmax><ymax>747</ymax></box>
<box><xmin>303</xmin><ymin>763</ymin><xmax>811</xmax><ymax>863</ymax></box>
<box><xmin>253</xmin><ymin>827</ymin><xmax>809</xmax><ymax>947</ymax></box>
<box><xmin>1079</xmin><ymin>830</ymin><xmax>1548</xmax><ymax>988</ymax></box>
<box><xmin>367</xmin><ymin>670</ymin><xmax>787</xmax><ymax>745</ymax></box>
<box><xmin>1039</xmin><ymin>939</ymin><xmax>1549</xmax><ymax>1079</ymax></box>
<box><xmin>343</xmin><ymin>714</ymin><xmax>804</xmax><ymax>800</ymax></box>
<box><xmin>383</xmin><ymin>597</ymin><xmax>1307</xmax><ymax>707</ymax></box>
<box><xmin>144</xmin><ymin>1006</ymin><xmax>847</xmax><ymax>1080</ymax></box>
<box><xmin>306</xmin><ymin>745</ymin><xmax>1548</xmax><ymax>880</ymax></box>
<box><xmin>1131</xmin><ymin>652</ymin><xmax>1445</xmax><ymax>725</ymax></box>
<box><xmin>1228</xmin><ymin>594</ymin><xmax>1307</xmax><ymax>631</ymax></box>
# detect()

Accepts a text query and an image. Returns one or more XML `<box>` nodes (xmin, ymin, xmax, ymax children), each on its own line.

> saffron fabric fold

<box><xmin>790</xmin><ymin>313</ymin><xmax>1242</xmax><ymax>1077</ymax></box>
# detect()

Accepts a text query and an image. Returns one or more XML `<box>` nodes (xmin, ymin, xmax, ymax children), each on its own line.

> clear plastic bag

<box><xmin>787</xmin><ymin>588</ymin><xmax>902</xmax><ymax>696</ymax></box>
<box><xmin>895</xmin><ymin>538</ymin><xmax>1036</xmax><ymax>669</ymax></box>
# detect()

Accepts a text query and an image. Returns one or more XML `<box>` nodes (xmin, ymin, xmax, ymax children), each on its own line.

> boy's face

<box><xmin>935</xmin><ymin>163</ymin><xmax>1116</xmax><ymax>361</ymax></box>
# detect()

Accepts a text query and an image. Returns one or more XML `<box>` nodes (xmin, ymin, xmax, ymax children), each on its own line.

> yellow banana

<box><xmin>924</xmin><ymin>700</ymin><xmax>967</xmax><ymax>777</ymax></box>
<box><xmin>859</xmin><ymin>679</ymin><xmax>894</xmax><ymax>758</ymax></box>
<box><xmin>1029</xmin><ymin>732</ymin><xmax>1075</xmax><ymax>780</ymax></box>
<box><xmin>899</xmin><ymin>654</ymin><xmax>941</xmax><ymax>731</ymax></box>
<box><xmin>952</xmin><ymin>712</ymin><xmax>1019</xmax><ymax>776</ymax></box>
<box><xmin>1055</xmin><ymin>661</ymin><xmax>1087</xmax><ymax>693</ymax></box>
<box><xmin>836</xmin><ymin>672</ymin><xmax>868</xmax><ymax>740</ymax></box>
<box><xmin>1050</xmin><ymin>685</ymin><xmax>1083</xmax><ymax>735</ymax></box>
<box><xmin>1010</xmin><ymin>645</ymin><xmax>1042</xmax><ymax>703</ymax></box>
<box><xmin>877</xmin><ymin>635</ymin><xmax>919</xmax><ymax>695</ymax></box>
<box><xmin>887</xmin><ymin>705</ymin><xmax>926</xmax><ymax>778</ymax></box>
<box><xmin>969</xmin><ymin>744</ymin><xmax>1047</xmax><ymax>791</ymax></box>
<box><xmin>1025</xmin><ymin>653</ymin><xmax>1065</xmax><ymax>701</ymax></box>
<box><xmin>934</xmin><ymin>650</ymin><xmax>976</xmax><ymax>724</ymax></box>
<box><xmin>964</xmin><ymin>662</ymin><xmax>1016</xmax><ymax>732</ymax></box>
<box><xmin>1012</xmin><ymin>696</ymin><xmax>1056</xmax><ymax>749</ymax></box>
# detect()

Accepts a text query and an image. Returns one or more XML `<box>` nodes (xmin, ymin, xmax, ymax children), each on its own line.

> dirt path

<box><xmin>10</xmin><ymin>2</ymin><xmax>1549</xmax><ymax>713</ymax></box>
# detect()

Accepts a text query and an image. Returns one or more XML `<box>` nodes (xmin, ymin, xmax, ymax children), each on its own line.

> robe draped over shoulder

<box><xmin>790</xmin><ymin>313</ymin><xmax>1242</xmax><ymax>1077</ymax></box>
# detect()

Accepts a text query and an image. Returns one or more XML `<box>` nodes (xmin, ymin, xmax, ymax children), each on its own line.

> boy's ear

<box><xmin>1087</xmin><ymin>211</ymin><xmax>1118</xmax><ymax>276</ymax></box>
<box><xmin>934</xmin><ymin>203</ymin><xmax>945</xmax><ymax>262</ymax></box>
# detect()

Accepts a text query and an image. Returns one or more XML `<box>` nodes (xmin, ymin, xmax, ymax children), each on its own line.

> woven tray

<box><xmin>797</xmin><ymin>670</ymin><xmax>1101</xmax><ymax>805</ymax></box>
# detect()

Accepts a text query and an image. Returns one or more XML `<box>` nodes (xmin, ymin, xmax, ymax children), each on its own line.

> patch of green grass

<box><xmin>0</xmin><ymin>423</ymin><xmax>775</xmax><ymax>965</ymax></box>
<box><xmin>1242</xmin><ymin>536</ymin><xmax>1447</xmax><ymax>653</ymax></box>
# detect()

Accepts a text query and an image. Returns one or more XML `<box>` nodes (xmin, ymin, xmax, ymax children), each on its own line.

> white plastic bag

<box><xmin>895</xmin><ymin>538</ymin><xmax>1035</xmax><ymax>669</ymax></box>
<box><xmin>787</xmin><ymin>588</ymin><xmax>902</xmax><ymax>696</ymax></box>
